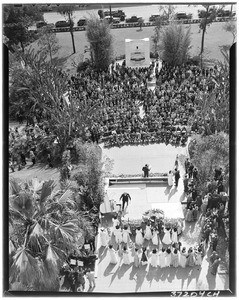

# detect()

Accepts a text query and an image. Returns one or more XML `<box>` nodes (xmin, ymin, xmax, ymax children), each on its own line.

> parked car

<box><xmin>77</xmin><ymin>19</ymin><xmax>87</xmax><ymax>26</ymax></box>
<box><xmin>175</xmin><ymin>12</ymin><xmax>192</xmax><ymax>20</ymax></box>
<box><xmin>55</xmin><ymin>20</ymin><xmax>72</xmax><ymax>28</ymax></box>
<box><xmin>112</xmin><ymin>10</ymin><xmax>126</xmax><ymax>21</ymax></box>
<box><xmin>126</xmin><ymin>16</ymin><xmax>140</xmax><ymax>23</ymax></box>
<box><xmin>217</xmin><ymin>10</ymin><xmax>231</xmax><ymax>17</ymax></box>
<box><xmin>104</xmin><ymin>9</ymin><xmax>126</xmax><ymax>21</ymax></box>
<box><xmin>149</xmin><ymin>14</ymin><xmax>160</xmax><ymax>22</ymax></box>
<box><xmin>36</xmin><ymin>21</ymin><xmax>47</xmax><ymax>29</ymax></box>
<box><xmin>105</xmin><ymin>16</ymin><xmax>120</xmax><ymax>24</ymax></box>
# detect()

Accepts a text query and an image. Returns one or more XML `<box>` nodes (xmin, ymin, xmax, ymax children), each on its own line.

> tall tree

<box><xmin>10</xmin><ymin>47</ymin><xmax>100</xmax><ymax>157</ymax></box>
<box><xmin>57</xmin><ymin>5</ymin><xmax>76</xmax><ymax>54</ymax></box>
<box><xmin>37</xmin><ymin>24</ymin><xmax>60</xmax><ymax>63</ymax></box>
<box><xmin>86</xmin><ymin>16</ymin><xmax>113</xmax><ymax>71</ymax></box>
<box><xmin>199</xmin><ymin>5</ymin><xmax>217</xmax><ymax>56</ymax></box>
<box><xmin>161</xmin><ymin>23</ymin><xmax>191</xmax><ymax>66</ymax></box>
<box><xmin>151</xmin><ymin>15</ymin><xmax>167</xmax><ymax>57</ymax></box>
<box><xmin>158</xmin><ymin>5</ymin><xmax>176</xmax><ymax>22</ymax></box>
<box><xmin>188</xmin><ymin>56</ymin><xmax>229</xmax><ymax>136</ymax></box>
<box><xmin>3</xmin><ymin>4</ymin><xmax>43</xmax><ymax>52</ymax></box>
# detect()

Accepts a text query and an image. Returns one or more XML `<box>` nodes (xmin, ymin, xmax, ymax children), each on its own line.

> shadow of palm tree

<box><xmin>135</xmin><ymin>264</ymin><xmax>148</xmax><ymax>292</ymax></box>
<box><xmin>118</xmin><ymin>262</ymin><xmax>134</xmax><ymax>279</ymax></box>
<box><xmin>103</xmin><ymin>262</ymin><xmax>117</xmax><ymax>277</ymax></box>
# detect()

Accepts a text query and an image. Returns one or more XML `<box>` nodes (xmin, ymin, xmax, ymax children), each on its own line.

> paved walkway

<box><xmin>92</xmin><ymin>143</ymin><xmax>229</xmax><ymax>294</ymax></box>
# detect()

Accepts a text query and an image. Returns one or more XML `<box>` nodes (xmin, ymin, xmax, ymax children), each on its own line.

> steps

<box><xmin>109</xmin><ymin>176</ymin><xmax>168</xmax><ymax>185</ymax></box>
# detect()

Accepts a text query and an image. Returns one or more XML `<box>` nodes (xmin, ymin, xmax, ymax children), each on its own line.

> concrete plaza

<box><xmin>90</xmin><ymin>144</ymin><xmax>229</xmax><ymax>294</ymax></box>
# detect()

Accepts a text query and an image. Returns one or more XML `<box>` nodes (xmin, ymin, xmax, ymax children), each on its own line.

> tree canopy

<box><xmin>160</xmin><ymin>23</ymin><xmax>191</xmax><ymax>66</ymax></box>
<box><xmin>9</xmin><ymin>177</ymin><xmax>95</xmax><ymax>291</ymax></box>
<box><xmin>86</xmin><ymin>16</ymin><xmax>113</xmax><ymax>71</ymax></box>
<box><xmin>188</xmin><ymin>133</ymin><xmax>229</xmax><ymax>194</ymax></box>
<box><xmin>3</xmin><ymin>4</ymin><xmax>43</xmax><ymax>52</ymax></box>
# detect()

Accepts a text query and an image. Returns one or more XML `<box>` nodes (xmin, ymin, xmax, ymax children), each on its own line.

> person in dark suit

<box><xmin>142</xmin><ymin>164</ymin><xmax>151</xmax><ymax>177</ymax></box>
<box><xmin>120</xmin><ymin>192</ymin><xmax>131</xmax><ymax>211</ymax></box>
<box><xmin>174</xmin><ymin>168</ymin><xmax>180</xmax><ymax>188</ymax></box>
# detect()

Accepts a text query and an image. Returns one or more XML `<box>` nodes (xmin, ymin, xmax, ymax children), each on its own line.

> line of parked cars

<box><xmin>37</xmin><ymin>8</ymin><xmax>236</xmax><ymax>31</ymax></box>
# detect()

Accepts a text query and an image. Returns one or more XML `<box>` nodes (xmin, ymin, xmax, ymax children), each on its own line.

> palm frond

<box><xmin>10</xmin><ymin>248</ymin><xmax>41</xmax><ymax>286</ymax></box>
<box><xmin>46</xmin><ymin>244</ymin><xmax>59</xmax><ymax>266</ymax></box>
<box><xmin>9</xmin><ymin>178</ymin><xmax>21</xmax><ymax>195</ymax></box>
<box><xmin>56</xmin><ymin>189</ymin><xmax>75</xmax><ymax>207</ymax></box>
<box><xmin>29</xmin><ymin>178</ymin><xmax>43</xmax><ymax>195</ymax></box>
<box><xmin>9</xmin><ymin>240</ymin><xmax>16</xmax><ymax>255</ymax></box>
<box><xmin>55</xmin><ymin>222</ymin><xmax>77</xmax><ymax>242</ymax></box>
<box><xmin>39</xmin><ymin>180</ymin><xmax>56</xmax><ymax>203</ymax></box>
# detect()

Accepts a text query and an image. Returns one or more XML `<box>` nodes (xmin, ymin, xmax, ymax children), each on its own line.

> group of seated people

<box><xmin>10</xmin><ymin>59</ymin><xmax>222</xmax><ymax>154</ymax></box>
<box><xmin>68</xmin><ymin>59</ymin><xmax>221</xmax><ymax>149</ymax></box>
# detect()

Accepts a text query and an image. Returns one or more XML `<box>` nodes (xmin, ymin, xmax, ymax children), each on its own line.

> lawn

<box><xmin>52</xmin><ymin>22</ymin><xmax>234</xmax><ymax>74</ymax></box>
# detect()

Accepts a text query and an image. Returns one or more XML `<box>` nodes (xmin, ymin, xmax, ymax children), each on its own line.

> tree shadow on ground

<box><xmin>168</xmin><ymin>187</ymin><xmax>177</xmax><ymax>200</ymax></box>
<box><xmin>118</xmin><ymin>262</ymin><xmax>134</xmax><ymax>279</ymax></box>
<box><xmin>135</xmin><ymin>264</ymin><xmax>148</xmax><ymax>292</ymax></box>
<box><xmin>103</xmin><ymin>262</ymin><xmax>117</xmax><ymax>277</ymax></box>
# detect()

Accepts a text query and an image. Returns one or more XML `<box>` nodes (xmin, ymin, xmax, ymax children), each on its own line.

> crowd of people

<box><xmin>9</xmin><ymin>58</ymin><xmax>222</xmax><ymax>173</ymax></box>
<box><xmin>68</xmin><ymin>60</ymin><xmax>221</xmax><ymax>149</ymax></box>
<box><xmin>9</xmin><ymin>123</ymin><xmax>55</xmax><ymax>171</ymax></box>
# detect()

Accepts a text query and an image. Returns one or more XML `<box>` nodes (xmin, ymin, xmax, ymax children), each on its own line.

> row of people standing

<box><xmin>108</xmin><ymin>243</ymin><xmax>203</xmax><ymax>269</ymax></box>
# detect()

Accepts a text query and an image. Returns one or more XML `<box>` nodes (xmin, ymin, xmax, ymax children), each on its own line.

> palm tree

<box><xmin>9</xmin><ymin>177</ymin><xmax>95</xmax><ymax>291</ymax></box>
<box><xmin>57</xmin><ymin>5</ymin><xmax>76</xmax><ymax>54</ymax></box>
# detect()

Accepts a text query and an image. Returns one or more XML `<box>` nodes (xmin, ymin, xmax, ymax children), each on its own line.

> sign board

<box><xmin>84</xmin><ymin>244</ymin><xmax>90</xmax><ymax>250</ymax></box>
<box><xmin>78</xmin><ymin>260</ymin><xmax>84</xmax><ymax>267</ymax></box>
<box><xmin>70</xmin><ymin>259</ymin><xmax>77</xmax><ymax>265</ymax></box>
<box><xmin>125</xmin><ymin>38</ymin><xmax>150</xmax><ymax>68</ymax></box>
